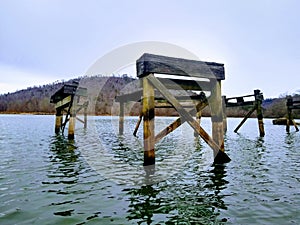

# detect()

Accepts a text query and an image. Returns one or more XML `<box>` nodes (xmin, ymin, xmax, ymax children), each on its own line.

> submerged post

<box><xmin>286</xmin><ymin>96</ymin><xmax>292</xmax><ymax>133</ymax></box>
<box><xmin>119</xmin><ymin>101</ymin><xmax>125</xmax><ymax>135</ymax></box>
<box><xmin>68</xmin><ymin>102</ymin><xmax>76</xmax><ymax>140</ymax></box>
<box><xmin>254</xmin><ymin>89</ymin><xmax>265</xmax><ymax>137</ymax></box>
<box><xmin>55</xmin><ymin>109</ymin><xmax>62</xmax><ymax>134</ymax></box>
<box><xmin>210</xmin><ymin>80</ymin><xmax>225</xmax><ymax>160</ymax></box>
<box><xmin>222</xmin><ymin>96</ymin><xmax>227</xmax><ymax>133</ymax></box>
<box><xmin>84</xmin><ymin>102</ymin><xmax>88</xmax><ymax>129</ymax></box>
<box><xmin>142</xmin><ymin>76</ymin><xmax>155</xmax><ymax>166</ymax></box>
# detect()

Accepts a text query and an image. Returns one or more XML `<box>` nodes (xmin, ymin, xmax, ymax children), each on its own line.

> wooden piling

<box><xmin>84</xmin><ymin>103</ymin><xmax>88</xmax><ymax>129</ymax></box>
<box><xmin>142</xmin><ymin>76</ymin><xmax>155</xmax><ymax>166</ymax></box>
<box><xmin>210</xmin><ymin>81</ymin><xmax>225</xmax><ymax>156</ymax></box>
<box><xmin>222</xmin><ymin>96</ymin><xmax>227</xmax><ymax>133</ymax></box>
<box><xmin>68</xmin><ymin>106</ymin><xmax>75</xmax><ymax>140</ymax></box>
<box><xmin>254</xmin><ymin>90</ymin><xmax>265</xmax><ymax>137</ymax></box>
<box><xmin>55</xmin><ymin>109</ymin><xmax>62</xmax><ymax>134</ymax></box>
<box><xmin>119</xmin><ymin>101</ymin><xmax>125</xmax><ymax>135</ymax></box>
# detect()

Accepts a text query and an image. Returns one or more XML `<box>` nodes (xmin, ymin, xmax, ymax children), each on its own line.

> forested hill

<box><xmin>0</xmin><ymin>75</ymin><xmax>299</xmax><ymax>118</ymax></box>
<box><xmin>0</xmin><ymin>75</ymin><xmax>137</xmax><ymax>115</ymax></box>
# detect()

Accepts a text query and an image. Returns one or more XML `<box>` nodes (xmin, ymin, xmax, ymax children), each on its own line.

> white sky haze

<box><xmin>0</xmin><ymin>0</ymin><xmax>299</xmax><ymax>98</ymax></box>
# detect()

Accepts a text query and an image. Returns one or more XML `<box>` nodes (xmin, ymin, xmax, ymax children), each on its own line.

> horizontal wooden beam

<box><xmin>55</xmin><ymin>96</ymin><xmax>72</xmax><ymax>109</ymax></box>
<box><xmin>137</xmin><ymin>53</ymin><xmax>225</xmax><ymax>80</ymax></box>
<box><xmin>226</xmin><ymin>101</ymin><xmax>254</xmax><ymax>107</ymax></box>
<box><xmin>156</xmin><ymin>77</ymin><xmax>214</xmax><ymax>91</ymax></box>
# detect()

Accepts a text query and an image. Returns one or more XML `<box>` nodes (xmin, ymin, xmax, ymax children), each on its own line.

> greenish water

<box><xmin>0</xmin><ymin>115</ymin><xmax>299</xmax><ymax>224</ymax></box>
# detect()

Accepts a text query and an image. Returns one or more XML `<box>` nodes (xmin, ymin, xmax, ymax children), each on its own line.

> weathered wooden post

<box><xmin>222</xmin><ymin>96</ymin><xmax>227</xmax><ymax>133</ymax></box>
<box><xmin>84</xmin><ymin>102</ymin><xmax>88</xmax><ymax>129</ymax></box>
<box><xmin>210</xmin><ymin>80</ymin><xmax>225</xmax><ymax>157</ymax></box>
<box><xmin>142</xmin><ymin>76</ymin><xmax>155</xmax><ymax>166</ymax></box>
<box><xmin>286</xmin><ymin>96</ymin><xmax>293</xmax><ymax>133</ymax></box>
<box><xmin>119</xmin><ymin>101</ymin><xmax>125</xmax><ymax>135</ymax></box>
<box><xmin>68</xmin><ymin>106</ymin><xmax>76</xmax><ymax>140</ymax></box>
<box><xmin>254</xmin><ymin>89</ymin><xmax>265</xmax><ymax>137</ymax></box>
<box><xmin>55</xmin><ymin>109</ymin><xmax>62</xmax><ymax>134</ymax></box>
<box><xmin>194</xmin><ymin>106</ymin><xmax>202</xmax><ymax>137</ymax></box>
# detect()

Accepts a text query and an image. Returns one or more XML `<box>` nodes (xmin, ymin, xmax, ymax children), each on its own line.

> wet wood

<box><xmin>234</xmin><ymin>106</ymin><xmax>256</xmax><ymax>133</ymax></box>
<box><xmin>68</xmin><ymin>106</ymin><xmax>75</xmax><ymax>140</ymax></box>
<box><xmin>147</xmin><ymin>74</ymin><xmax>230</xmax><ymax>163</ymax></box>
<box><xmin>222</xmin><ymin>96</ymin><xmax>227</xmax><ymax>132</ymax></box>
<box><xmin>137</xmin><ymin>53</ymin><xmax>225</xmax><ymax>80</ymax></box>
<box><xmin>119</xmin><ymin>101</ymin><xmax>124</xmax><ymax>135</ymax></box>
<box><xmin>133</xmin><ymin>113</ymin><xmax>143</xmax><ymax>137</ymax></box>
<box><xmin>55</xmin><ymin>109</ymin><xmax>62</xmax><ymax>134</ymax></box>
<box><xmin>142</xmin><ymin>76</ymin><xmax>155</xmax><ymax>166</ymax></box>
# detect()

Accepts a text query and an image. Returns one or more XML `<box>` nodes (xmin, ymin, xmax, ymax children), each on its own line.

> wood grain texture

<box><xmin>137</xmin><ymin>53</ymin><xmax>225</xmax><ymax>80</ymax></box>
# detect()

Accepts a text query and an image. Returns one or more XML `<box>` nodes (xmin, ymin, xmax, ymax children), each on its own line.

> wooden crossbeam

<box><xmin>55</xmin><ymin>96</ymin><xmax>72</xmax><ymax>109</ymax></box>
<box><xmin>155</xmin><ymin>100</ymin><xmax>208</xmax><ymax>143</ymax></box>
<box><xmin>147</xmin><ymin>74</ymin><xmax>230</xmax><ymax>162</ymax></box>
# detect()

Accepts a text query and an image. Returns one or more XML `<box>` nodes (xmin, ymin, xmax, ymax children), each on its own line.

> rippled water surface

<box><xmin>0</xmin><ymin>115</ymin><xmax>299</xmax><ymax>224</ymax></box>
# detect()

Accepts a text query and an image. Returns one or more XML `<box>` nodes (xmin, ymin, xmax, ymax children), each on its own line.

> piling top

<box><xmin>50</xmin><ymin>82</ymin><xmax>87</xmax><ymax>103</ymax></box>
<box><xmin>136</xmin><ymin>53</ymin><xmax>225</xmax><ymax>80</ymax></box>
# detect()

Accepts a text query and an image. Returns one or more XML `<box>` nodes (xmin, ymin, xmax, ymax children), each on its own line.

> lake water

<box><xmin>0</xmin><ymin>115</ymin><xmax>299</xmax><ymax>225</ymax></box>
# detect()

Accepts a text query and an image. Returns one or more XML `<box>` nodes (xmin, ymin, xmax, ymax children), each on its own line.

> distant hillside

<box><xmin>0</xmin><ymin>76</ymin><xmax>299</xmax><ymax>118</ymax></box>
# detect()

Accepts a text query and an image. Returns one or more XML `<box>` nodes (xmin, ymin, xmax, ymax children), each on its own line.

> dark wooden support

<box><xmin>142</xmin><ymin>76</ymin><xmax>155</xmax><ymax>166</ymax></box>
<box><xmin>286</xmin><ymin>96</ymin><xmax>299</xmax><ymax>133</ymax></box>
<box><xmin>226</xmin><ymin>89</ymin><xmax>265</xmax><ymax>136</ymax></box>
<box><xmin>194</xmin><ymin>106</ymin><xmax>202</xmax><ymax>137</ymax></box>
<box><xmin>147</xmin><ymin>74</ymin><xmax>230</xmax><ymax>163</ymax></box>
<box><xmin>84</xmin><ymin>102</ymin><xmax>88</xmax><ymax>129</ymax></box>
<box><xmin>234</xmin><ymin>106</ymin><xmax>256</xmax><ymax>133</ymax></box>
<box><xmin>254</xmin><ymin>90</ymin><xmax>265</xmax><ymax>137</ymax></box>
<box><xmin>133</xmin><ymin>113</ymin><xmax>143</xmax><ymax>137</ymax></box>
<box><xmin>119</xmin><ymin>101</ymin><xmax>125</xmax><ymax>135</ymax></box>
<box><xmin>222</xmin><ymin>96</ymin><xmax>227</xmax><ymax>132</ymax></box>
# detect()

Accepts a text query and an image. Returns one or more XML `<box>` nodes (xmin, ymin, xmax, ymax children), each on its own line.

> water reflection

<box><xmin>125</xmin><ymin>164</ymin><xmax>229</xmax><ymax>224</ymax></box>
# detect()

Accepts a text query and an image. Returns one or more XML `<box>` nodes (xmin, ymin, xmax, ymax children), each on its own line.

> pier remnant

<box><xmin>225</xmin><ymin>89</ymin><xmax>265</xmax><ymax>137</ymax></box>
<box><xmin>50</xmin><ymin>81</ymin><xmax>88</xmax><ymax>139</ymax></box>
<box><xmin>285</xmin><ymin>96</ymin><xmax>299</xmax><ymax>133</ymax></box>
<box><xmin>117</xmin><ymin>53</ymin><xmax>230</xmax><ymax>165</ymax></box>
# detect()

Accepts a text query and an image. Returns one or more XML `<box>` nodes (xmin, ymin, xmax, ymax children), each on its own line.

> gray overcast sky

<box><xmin>0</xmin><ymin>0</ymin><xmax>299</xmax><ymax>98</ymax></box>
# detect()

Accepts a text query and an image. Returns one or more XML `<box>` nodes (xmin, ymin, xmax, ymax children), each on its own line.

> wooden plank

<box><xmin>147</xmin><ymin>74</ymin><xmax>230</xmax><ymax>163</ymax></box>
<box><xmin>226</xmin><ymin>101</ymin><xmax>254</xmax><ymax>107</ymax></box>
<box><xmin>55</xmin><ymin>96</ymin><xmax>72</xmax><ymax>109</ymax></box>
<box><xmin>137</xmin><ymin>53</ymin><xmax>225</xmax><ymax>80</ymax></box>
<box><xmin>156</xmin><ymin>77</ymin><xmax>213</xmax><ymax>91</ymax></box>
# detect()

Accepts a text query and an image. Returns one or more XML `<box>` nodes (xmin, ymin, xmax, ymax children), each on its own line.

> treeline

<box><xmin>0</xmin><ymin>75</ymin><xmax>299</xmax><ymax>118</ymax></box>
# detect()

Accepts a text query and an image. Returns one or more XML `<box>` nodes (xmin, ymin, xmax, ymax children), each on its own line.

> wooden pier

<box><xmin>224</xmin><ymin>89</ymin><xmax>265</xmax><ymax>137</ymax></box>
<box><xmin>272</xmin><ymin>96</ymin><xmax>300</xmax><ymax>132</ymax></box>
<box><xmin>50</xmin><ymin>81</ymin><xmax>88</xmax><ymax>139</ymax></box>
<box><xmin>116</xmin><ymin>53</ymin><xmax>230</xmax><ymax>166</ymax></box>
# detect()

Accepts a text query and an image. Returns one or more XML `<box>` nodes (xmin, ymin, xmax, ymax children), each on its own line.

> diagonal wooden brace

<box><xmin>147</xmin><ymin>74</ymin><xmax>230</xmax><ymax>163</ymax></box>
<box><xmin>155</xmin><ymin>100</ymin><xmax>208</xmax><ymax>143</ymax></box>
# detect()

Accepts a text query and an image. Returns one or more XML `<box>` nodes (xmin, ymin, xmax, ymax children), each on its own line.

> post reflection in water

<box><xmin>45</xmin><ymin>135</ymin><xmax>81</xmax><ymax>217</ymax></box>
<box><xmin>124</xmin><ymin>163</ymin><xmax>229</xmax><ymax>225</ymax></box>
